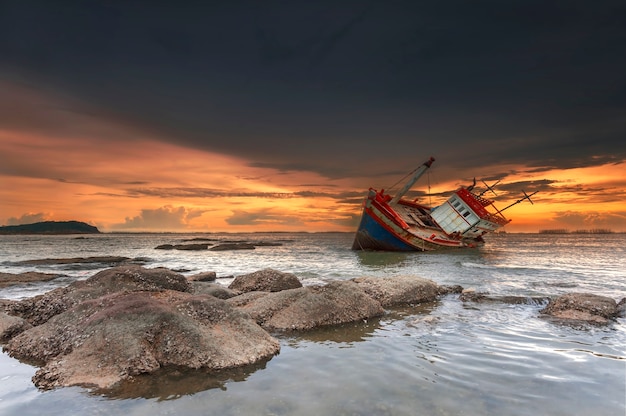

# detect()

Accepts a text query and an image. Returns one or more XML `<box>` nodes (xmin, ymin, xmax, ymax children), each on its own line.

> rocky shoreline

<box><xmin>1</xmin><ymin>266</ymin><xmax>624</xmax><ymax>392</ymax></box>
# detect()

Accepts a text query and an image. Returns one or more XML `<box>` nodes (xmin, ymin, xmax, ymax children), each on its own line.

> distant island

<box><xmin>0</xmin><ymin>221</ymin><xmax>100</xmax><ymax>235</ymax></box>
<box><xmin>538</xmin><ymin>228</ymin><xmax>614</xmax><ymax>234</ymax></box>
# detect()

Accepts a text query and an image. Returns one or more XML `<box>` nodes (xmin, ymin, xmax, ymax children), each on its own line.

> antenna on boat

<box><xmin>495</xmin><ymin>190</ymin><xmax>539</xmax><ymax>214</ymax></box>
<box><xmin>479</xmin><ymin>179</ymin><xmax>501</xmax><ymax>196</ymax></box>
<box><xmin>522</xmin><ymin>190</ymin><xmax>536</xmax><ymax>205</ymax></box>
<box><xmin>390</xmin><ymin>156</ymin><xmax>435</xmax><ymax>205</ymax></box>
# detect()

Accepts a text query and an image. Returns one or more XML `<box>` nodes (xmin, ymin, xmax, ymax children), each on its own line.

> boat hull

<box><xmin>351</xmin><ymin>190</ymin><xmax>476</xmax><ymax>252</ymax></box>
<box><xmin>352</xmin><ymin>208</ymin><xmax>418</xmax><ymax>251</ymax></box>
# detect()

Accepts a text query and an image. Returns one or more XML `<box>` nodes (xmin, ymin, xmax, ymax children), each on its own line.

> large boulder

<box><xmin>5</xmin><ymin>290</ymin><xmax>280</xmax><ymax>390</ymax></box>
<box><xmin>5</xmin><ymin>266</ymin><xmax>191</xmax><ymax>326</ymax></box>
<box><xmin>540</xmin><ymin>293</ymin><xmax>620</xmax><ymax>325</ymax></box>
<box><xmin>228</xmin><ymin>280</ymin><xmax>384</xmax><ymax>331</ymax></box>
<box><xmin>229</xmin><ymin>268</ymin><xmax>302</xmax><ymax>293</ymax></box>
<box><xmin>352</xmin><ymin>275</ymin><xmax>440</xmax><ymax>307</ymax></box>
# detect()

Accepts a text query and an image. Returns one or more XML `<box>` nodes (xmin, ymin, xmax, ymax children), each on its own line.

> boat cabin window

<box><xmin>463</xmin><ymin>211</ymin><xmax>471</xmax><ymax>217</ymax></box>
<box><xmin>452</xmin><ymin>201</ymin><xmax>461</xmax><ymax>208</ymax></box>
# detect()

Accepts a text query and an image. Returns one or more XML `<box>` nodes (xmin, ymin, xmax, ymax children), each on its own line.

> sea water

<box><xmin>0</xmin><ymin>232</ymin><xmax>624</xmax><ymax>415</ymax></box>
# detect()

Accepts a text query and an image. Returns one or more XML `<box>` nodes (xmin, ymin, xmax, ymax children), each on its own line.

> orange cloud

<box><xmin>1</xmin><ymin>82</ymin><xmax>624</xmax><ymax>233</ymax></box>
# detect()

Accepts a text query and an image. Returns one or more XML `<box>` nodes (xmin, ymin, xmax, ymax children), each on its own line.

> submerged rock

<box><xmin>155</xmin><ymin>243</ymin><xmax>210</xmax><ymax>250</ymax></box>
<box><xmin>540</xmin><ymin>293</ymin><xmax>620</xmax><ymax>325</ymax></box>
<box><xmin>0</xmin><ymin>271</ymin><xmax>62</xmax><ymax>288</ymax></box>
<box><xmin>210</xmin><ymin>243</ymin><xmax>256</xmax><ymax>251</ymax></box>
<box><xmin>459</xmin><ymin>289</ymin><xmax>549</xmax><ymax>305</ymax></box>
<box><xmin>228</xmin><ymin>280</ymin><xmax>384</xmax><ymax>331</ymax></box>
<box><xmin>5</xmin><ymin>290</ymin><xmax>280</xmax><ymax>390</ymax></box>
<box><xmin>18</xmin><ymin>256</ymin><xmax>132</xmax><ymax>265</ymax></box>
<box><xmin>229</xmin><ymin>268</ymin><xmax>302</xmax><ymax>293</ymax></box>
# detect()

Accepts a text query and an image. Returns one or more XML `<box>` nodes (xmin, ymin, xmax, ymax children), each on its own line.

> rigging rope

<box><xmin>387</xmin><ymin>167</ymin><xmax>418</xmax><ymax>193</ymax></box>
<box><xmin>428</xmin><ymin>171</ymin><xmax>432</xmax><ymax>206</ymax></box>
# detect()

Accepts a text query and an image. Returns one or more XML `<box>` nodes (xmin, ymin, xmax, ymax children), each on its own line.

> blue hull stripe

<box><xmin>352</xmin><ymin>209</ymin><xmax>416</xmax><ymax>251</ymax></box>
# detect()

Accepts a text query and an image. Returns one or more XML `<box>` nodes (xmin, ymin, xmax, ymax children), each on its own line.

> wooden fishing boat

<box><xmin>352</xmin><ymin>157</ymin><xmax>536</xmax><ymax>251</ymax></box>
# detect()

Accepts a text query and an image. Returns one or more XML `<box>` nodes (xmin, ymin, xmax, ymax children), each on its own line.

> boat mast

<box><xmin>390</xmin><ymin>156</ymin><xmax>435</xmax><ymax>205</ymax></box>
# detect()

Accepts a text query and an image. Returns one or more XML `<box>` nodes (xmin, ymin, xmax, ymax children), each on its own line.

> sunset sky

<box><xmin>1</xmin><ymin>1</ymin><xmax>625</xmax><ymax>233</ymax></box>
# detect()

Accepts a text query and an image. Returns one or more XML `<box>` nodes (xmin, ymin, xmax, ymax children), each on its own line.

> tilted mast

<box><xmin>390</xmin><ymin>156</ymin><xmax>435</xmax><ymax>205</ymax></box>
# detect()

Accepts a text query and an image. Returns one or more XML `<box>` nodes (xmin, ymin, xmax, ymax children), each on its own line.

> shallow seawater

<box><xmin>1</xmin><ymin>233</ymin><xmax>625</xmax><ymax>415</ymax></box>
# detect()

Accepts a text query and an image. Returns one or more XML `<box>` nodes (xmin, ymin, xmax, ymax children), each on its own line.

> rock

<box><xmin>210</xmin><ymin>243</ymin><xmax>255</xmax><ymax>251</ymax></box>
<box><xmin>228</xmin><ymin>280</ymin><xmax>384</xmax><ymax>331</ymax></box>
<box><xmin>352</xmin><ymin>275</ymin><xmax>440</xmax><ymax>307</ymax></box>
<box><xmin>540</xmin><ymin>293</ymin><xmax>620</xmax><ymax>325</ymax></box>
<box><xmin>437</xmin><ymin>285</ymin><xmax>464</xmax><ymax>295</ymax></box>
<box><xmin>618</xmin><ymin>298</ymin><xmax>626</xmax><ymax>318</ymax></box>
<box><xmin>0</xmin><ymin>271</ymin><xmax>62</xmax><ymax>288</ymax></box>
<box><xmin>459</xmin><ymin>290</ymin><xmax>549</xmax><ymax>305</ymax></box>
<box><xmin>5</xmin><ymin>266</ymin><xmax>192</xmax><ymax>326</ymax></box>
<box><xmin>191</xmin><ymin>282</ymin><xmax>239</xmax><ymax>299</ymax></box>
<box><xmin>229</xmin><ymin>268</ymin><xmax>302</xmax><ymax>293</ymax></box>
<box><xmin>18</xmin><ymin>256</ymin><xmax>131</xmax><ymax>265</ymax></box>
<box><xmin>187</xmin><ymin>272</ymin><xmax>217</xmax><ymax>282</ymax></box>
<box><xmin>155</xmin><ymin>243</ymin><xmax>210</xmax><ymax>250</ymax></box>
<box><xmin>0</xmin><ymin>312</ymin><xmax>32</xmax><ymax>343</ymax></box>
<box><xmin>5</xmin><ymin>290</ymin><xmax>280</xmax><ymax>390</ymax></box>
<box><xmin>173</xmin><ymin>244</ymin><xmax>209</xmax><ymax>251</ymax></box>
<box><xmin>252</xmin><ymin>242</ymin><xmax>283</xmax><ymax>247</ymax></box>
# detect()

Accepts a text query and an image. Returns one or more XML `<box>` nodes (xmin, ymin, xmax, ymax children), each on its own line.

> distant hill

<box><xmin>0</xmin><ymin>221</ymin><xmax>101</xmax><ymax>235</ymax></box>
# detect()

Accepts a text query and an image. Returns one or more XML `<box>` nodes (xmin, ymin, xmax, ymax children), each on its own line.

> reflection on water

<box><xmin>100</xmin><ymin>359</ymin><xmax>271</xmax><ymax>400</ymax></box>
<box><xmin>355</xmin><ymin>251</ymin><xmax>411</xmax><ymax>268</ymax></box>
<box><xmin>284</xmin><ymin>317</ymin><xmax>383</xmax><ymax>345</ymax></box>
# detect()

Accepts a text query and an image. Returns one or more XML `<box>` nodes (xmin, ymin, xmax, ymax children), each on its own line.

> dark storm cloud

<box><xmin>1</xmin><ymin>0</ymin><xmax>624</xmax><ymax>179</ymax></box>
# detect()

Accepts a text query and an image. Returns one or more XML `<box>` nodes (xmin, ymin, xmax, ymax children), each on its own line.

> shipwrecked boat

<box><xmin>352</xmin><ymin>157</ymin><xmax>536</xmax><ymax>251</ymax></box>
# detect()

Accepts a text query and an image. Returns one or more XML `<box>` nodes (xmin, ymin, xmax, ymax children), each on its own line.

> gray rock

<box><xmin>173</xmin><ymin>244</ymin><xmax>209</xmax><ymax>251</ymax></box>
<box><xmin>187</xmin><ymin>271</ymin><xmax>217</xmax><ymax>282</ymax></box>
<box><xmin>352</xmin><ymin>275</ymin><xmax>440</xmax><ymax>307</ymax></box>
<box><xmin>618</xmin><ymin>298</ymin><xmax>626</xmax><ymax>318</ymax></box>
<box><xmin>191</xmin><ymin>282</ymin><xmax>239</xmax><ymax>299</ymax></box>
<box><xmin>540</xmin><ymin>293</ymin><xmax>620</xmax><ymax>325</ymax></box>
<box><xmin>18</xmin><ymin>256</ymin><xmax>131</xmax><ymax>265</ymax></box>
<box><xmin>437</xmin><ymin>285</ymin><xmax>464</xmax><ymax>295</ymax></box>
<box><xmin>459</xmin><ymin>289</ymin><xmax>549</xmax><ymax>305</ymax></box>
<box><xmin>5</xmin><ymin>290</ymin><xmax>280</xmax><ymax>390</ymax></box>
<box><xmin>210</xmin><ymin>243</ymin><xmax>255</xmax><ymax>251</ymax></box>
<box><xmin>0</xmin><ymin>312</ymin><xmax>32</xmax><ymax>343</ymax></box>
<box><xmin>229</xmin><ymin>268</ymin><xmax>302</xmax><ymax>293</ymax></box>
<box><xmin>228</xmin><ymin>280</ymin><xmax>384</xmax><ymax>331</ymax></box>
<box><xmin>0</xmin><ymin>271</ymin><xmax>62</xmax><ymax>288</ymax></box>
<box><xmin>6</xmin><ymin>266</ymin><xmax>191</xmax><ymax>326</ymax></box>
<box><xmin>156</xmin><ymin>244</ymin><xmax>209</xmax><ymax>250</ymax></box>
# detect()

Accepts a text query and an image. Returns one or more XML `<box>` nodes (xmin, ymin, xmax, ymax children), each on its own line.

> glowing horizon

<box><xmin>2</xmin><ymin>128</ymin><xmax>625</xmax><ymax>234</ymax></box>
